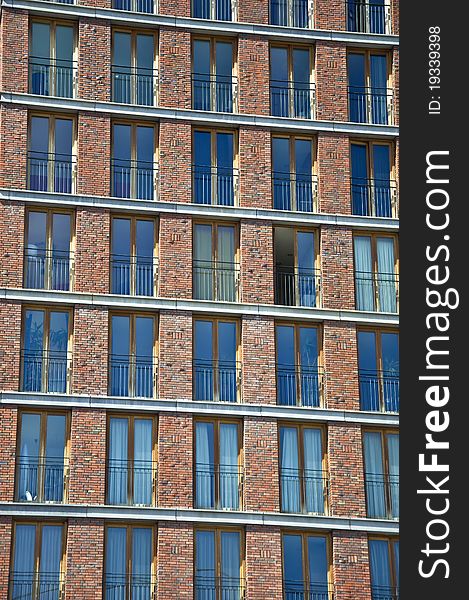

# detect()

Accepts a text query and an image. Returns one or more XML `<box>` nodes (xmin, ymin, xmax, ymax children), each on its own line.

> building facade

<box><xmin>0</xmin><ymin>0</ymin><xmax>399</xmax><ymax>598</ymax></box>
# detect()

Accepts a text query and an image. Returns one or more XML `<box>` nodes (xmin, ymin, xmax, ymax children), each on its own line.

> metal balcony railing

<box><xmin>192</xmin><ymin>165</ymin><xmax>239</xmax><ymax>206</ymax></box>
<box><xmin>111</xmin><ymin>66</ymin><xmax>157</xmax><ymax>106</ymax></box>
<box><xmin>195</xmin><ymin>464</ymin><xmax>244</xmax><ymax>510</ymax></box>
<box><xmin>270</xmin><ymin>0</ymin><xmax>312</xmax><ymax>28</ymax></box>
<box><xmin>280</xmin><ymin>468</ymin><xmax>329</xmax><ymax>515</ymax></box>
<box><xmin>106</xmin><ymin>458</ymin><xmax>157</xmax><ymax>506</ymax></box>
<box><xmin>27</xmin><ymin>152</ymin><xmax>76</xmax><ymax>194</ymax></box>
<box><xmin>192</xmin><ymin>74</ymin><xmax>238</xmax><ymax>113</ymax></box>
<box><xmin>283</xmin><ymin>583</ymin><xmax>335</xmax><ymax>600</ymax></box>
<box><xmin>111</xmin><ymin>159</ymin><xmax>158</xmax><ymax>201</ymax></box>
<box><xmin>273</xmin><ymin>172</ymin><xmax>318</xmax><ymax>213</ymax></box>
<box><xmin>270</xmin><ymin>81</ymin><xmax>316</xmax><ymax>119</ymax></box>
<box><xmin>21</xmin><ymin>350</ymin><xmax>72</xmax><ymax>394</ymax></box>
<box><xmin>194</xmin><ymin>577</ymin><xmax>246</xmax><ymax>600</ymax></box>
<box><xmin>348</xmin><ymin>86</ymin><xmax>394</xmax><ymax>125</ymax></box>
<box><xmin>371</xmin><ymin>585</ymin><xmax>399</xmax><ymax>600</ymax></box>
<box><xmin>275</xmin><ymin>267</ymin><xmax>321</xmax><ymax>308</ymax></box>
<box><xmin>351</xmin><ymin>178</ymin><xmax>398</xmax><ymax>218</ymax></box>
<box><xmin>16</xmin><ymin>456</ymin><xmax>69</xmax><ymax>503</ymax></box>
<box><xmin>365</xmin><ymin>472</ymin><xmax>399</xmax><ymax>520</ymax></box>
<box><xmin>104</xmin><ymin>574</ymin><xmax>157</xmax><ymax>600</ymax></box>
<box><xmin>277</xmin><ymin>365</ymin><xmax>325</xmax><ymax>408</ymax></box>
<box><xmin>9</xmin><ymin>572</ymin><xmax>66</xmax><ymax>600</ymax></box>
<box><xmin>24</xmin><ymin>248</ymin><xmax>73</xmax><ymax>292</ymax></box>
<box><xmin>359</xmin><ymin>369</ymin><xmax>399</xmax><ymax>413</ymax></box>
<box><xmin>111</xmin><ymin>254</ymin><xmax>158</xmax><ymax>297</ymax></box>
<box><xmin>109</xmin><ymin>354</ymin><xmax>156</xmax><ymax>398</ymax></box>
<box><xmin>193</xmin><ymin>360</ymin><xmax>242</xmax><ymax>403</ymax></box>
<box><xmin>193</xmin><ymin>260</ymin><xmax>240</xmax><ymax>302</ymax></box>
<box><xmin>192</xmin><ymin>0</ymin><xmax>234</xmax><ymax>21</ymax></box>
<box><xmin>29</xmin><ymin>57</ymin><xmax>77</xmax><ymax>98</ymax></box>
<box><xmin>346</xmin><ymin>1</ymin><xmax>392</xmax><ymax>34</ymax></box>
<box><xmin>112</xmin><ymin>0</ymin><xmax>155</xmax><ymax>13</ymax></box>
<box><xmin>355</xmin><ymin>271</ymin><xmax>399</xmax><ymax>314</ymax></box>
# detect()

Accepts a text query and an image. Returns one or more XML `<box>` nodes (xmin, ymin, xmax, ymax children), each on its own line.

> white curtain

<box><xmin>195</xmin><ymin>422</ymin><xmax>215</xmax><ymax>508</ymax></box>
<box><xmin>364</xmin><ymin>432</ymin><xmax>386</xmax><ymax>518</ymax></box>
<box><xmin>387</xmin><ymin>434</ymin><xmax>399</xmax><ymax>518</ymax></box>
<box><xmin>13</xmin><ymin>524</ymin><xmax>36</xmax><ymax>597</ymax></box>
<box><xmin>369</xmin><ymin>539</ymin><xmax>392</xmax><ymax>596</ymax></box>
<box><xmin>280</xmin><ymin>427</ymin><xmax>300</xmax><ymax>512</ymax></box>
<box><xmin>109</xmin><ymin>418</ymin><xmax>128</xmax><ymax>505</ymax></box>
<box><xmin>354</xmin><ymin>236</ymin><xmax>374</xmax><ymax>311</ymax></box>
<box><xmin>132</xmin><ymin>527</ymin><xmax>152</xmax><ymax>600</ymax></box>
<box><xmin>195</xmin><ymin>530</ymin><xmax>216</xmax><ymax>600</ymax></box>
<box><xmin>105</xmin><ymin>527</ymin><xmax>127</xmax><ymax>600</ymax></box>
<box><xmin>219</xmin><ymin>423</ymin><xmax>239</xmax><ymax>510</ymax></box>
<box><xmin>40</xmin><ymin>525</ymin><xmax>63</xmax><ymax>600</ymax></box>
<box><xmin>194</xmin><ymin>224</ymin><xmax>213</xmax><ymax>301</ymax></box>
<box><xmin>217</xmin><ymin>226</ymin><xmax>235</xmax><ymax>301</ymax></box>
<box><xmin>303</xmin><ymin>428</ymin><xmax>324</xmax><ymax>514</ymax></box>
<box><xmin>133</xmin><ymin>419</ymin><xmax>153</xmax><ymax>506</ymax></box>
<box><xmin>377</xmin><ymin>238</ymin><xmax>397</xmax><ymax>312</ymax></box>
<box><xmin>221</xmin><ymin>531</ymin><xmax>241</xmax><ymax>600</ymax></box>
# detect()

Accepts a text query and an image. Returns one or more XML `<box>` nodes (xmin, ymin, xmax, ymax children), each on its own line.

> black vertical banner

<box><xmin>401</xmin><ymin>1</ymin><xmax>468</xmax><ymax>598</ymax></box>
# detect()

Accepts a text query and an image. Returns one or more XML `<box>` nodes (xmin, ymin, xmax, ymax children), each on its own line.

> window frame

<box><xmin>191</xmin><ymin>0</ymin><xmax>236</xmax><ymax>22</ymax></box>
<box><xmin>368</xmin><ymin>535</ymin><xmax>399</xmax><ymax>597</ymax></box>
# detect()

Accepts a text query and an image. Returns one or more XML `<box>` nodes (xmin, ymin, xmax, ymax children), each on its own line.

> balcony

<box><xmin>111</xmin><ymin>255</ymin><xmax>158</xmax><ymax>297</ymax></box>
<box><xmin>192</xmin><ymin>165</ymin><xmax>239</xmax><ymax>206</ymax></box>
<box><xmin>27</xmin><ymin>152</ymin><xmax>76</xmax><ymax>194</ymax></box>
<box><xmin>9</xmin><ymin>573</ymin><xmax>65</xmax><ymax>599</ymax></box>
<box><xmin>371</xmin><ymin>586</ymin><xmax>399</xmax><ymax>600</ymax></box>
<box><xmin>21</xmin><ymin>350</ymin><xmax>71</xmax><ymax>394</ymax></box>
<box><xmin>359</xmin><ymin>369</ymin><xmax>399</xmax><ymax>413</ymax></box>
<box><xmin>192</xmin><ymin>0</ymin><xmax>234</xmax><ymax>20</ymax></box>
<box><xmin>30</xmin><ymin>57</ymin><xmax>76</xmax><ymax>98</ymax></box>
<box><xmin>351</xmin><ymin>177</ymin><xmax>398</xmax><ymax>218</ymax></box>
<box><xmin>193</xmin><ymin>360</ymin><xmax>242</xmax><ymax>403</ymax></box>
<box><xmin>355</xmin><ymin>271</ymin><xmax>399</xmax><ymax>313</ymax></box>
<box><xmin>111</xmin><ymin>65</ymin><xmax>157</xmax><ymax>106</ymax></box>
<box><xmin>109</xmin><ymin>354</ymin><xmax>156</xmax><ymax>398</ymax></box>
<box><xmin>270</xmin><ymin>0</ymin><xmax>312</xmax><ymax>28</ymax></box>
<box><xmin>275</xmin><ymin>267</ymin><xmax>321</xmax><ymax>308</ymax></box>
<box><xmin>283</xmin><ymin>583</ymin><xmax>335</xmax><ymax>600</ymax></box>
<box><xmin>111</xmin><ymin>159</ymin><xmax>158</xmax><ymax>201</ymax></box>
<box><xmin>365</xmin><ymin>472</ymin><xmax>399</xmax><ymax>519</ymax></box>
<box><xmin>277</xmin><ymin>365</ymin><xmax>324</xmax><ymax>408</ymax></box>
<box><xmin>348</xmin><ymin>86</ymin><xmax>394</xmax><ymax>125</ymax></box>
<box><xmin>273</xmin><ymin>173</ymin><xmax>318</xmax><ymax>212</ymax></box>
<box><xmin>104</xmin><ymin>575</ymin><xmax>157</xmax><ymax>600</ymax></box>
<box><xmin>24</xmin><ymin>248</ymin><xmax>73</xmax><ymax>292</ymax></box>
<box><xmin>106</xmin><ymin>458</ymin><xmax>157</xmax><ymax>506</ymax></box>
<box><xmin>112</xmin><ymin>0</ymin><xmax>154</xmax><ymax>13</ymax></box>
<box><xmin>194</xmin><ymin>578</ymin><xmax>245</xmax><ymax>600</ymax></box>
<box><xmin>270</xmin><ymin>81</ymin><xmax>316</xmax><ymax>119</ymax></box>
<box><xmin>16</xmin><ymin>456</ymin><xmax>69</xmax><ymax>503</ymax></box>
<box><xmin>193</xmin><ymin>260</ymin><xmax>240</xmax><ymax>302</ymax></box>
<box><xmin>192</xmin><ymin>74</ymin><xmax>238</xmax><ymax>113</ymax></box>
<box><xmin>195</xmin><ymin>464</ymin><xmax>244</xmax><ymax>510</ymax></box>
<box><xmin>280</xmin><ymin>468</ymin><xmax>329</xmax><ymax>515</ymax></box>
<box><xmin>347</xmin><ymin>1</ymin><xmax>392</xmax><ymax>34</ymax></box>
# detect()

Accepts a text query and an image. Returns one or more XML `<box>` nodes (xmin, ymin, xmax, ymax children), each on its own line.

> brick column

<box><xmin>78</xmin><ymin>0</ymin><xmax>111</xmax><ymax>7</ymax></box>
<box><xmin>74</xmin><ymin>209</ymin><xmax>110</xmax><ymax>294</ymax></box>
<box><xmin>158</xmin><ymin>215</ymin><xmax>192</xmax><ymax>299</ymax></box>
<box><xmin>65</xmin><ymin>519</ymin><xmax>105</xmax><ymax>600</ymax></box>
<box><xmin>315</xmin><ymin>42</ymin><xmax>348</xmax><ymax>122</ymax></box>
<box><xmin>238</xmin><ymin>0</ymin><xmax>269</xmax><ymax>23</ymax></box>
<box><xmin>0</xmin><ymin>517</ymin><xmax>13</xmax><ymax>597</ymax></box>
<box><xmin>320</xmin><ymin>226</ymin><xmax>355</xmax><ymax>310</ymax></box>
<box><xmin>241</xmin><ymin>316</ymin><xmax>276</xmax><ymax>405</ymax></box>
<box><xmin>238</xmin><ymin>37</ymin><xmax>270</xmax><ymax>115</ymax></box>
<box><xmin>239</xmin><ymin>128</ymin><xmax>272</xmax><ymax>209</ymax></box>
<box><xmin>0</xmin><ymin>9</ymin><xmax>28</xmax><ymax>93</ymax></box>
<box><xmin>159</xmin><ymin>0</ymin><xmax>191</xmax><ymax>16</ymax></box>
<box><xmin>323</xmin><ymin>321</ymin><xmax>359</xmax><ymax>411</ymax></box>
<box><xmin>0</xmin><ymin>407</ymin><xmax>17</xmax><ymax>502</ymax></box>
<box><xmin>0</xmin><ymin>201</ymin><xmax>25</xmax><ymax>288</ymax></box>
<box><xmin>245</xmin><ymin>526</ymin><xmax>283</xmax><ymax>599</ymax></box>
<box><xmin>72</xmin><ymin>307</ymin><xmax>109</xmax><ymax>396</ymax></box>
<box><xmin>332</xmin><ymin>531</ymin><xmax>372</xmax><ymax>600</ymax></box>
<box><xmin>157</xmin><ymin>523</ymin><xmax>193</xmax><ymax>600</ymax></box>
<box><xmin>0</xmin><ymin>106</ymin><xmax>28</xmax><ymax>190</ymax></box>
<box><xmin>315</xmin><ymin>0</ymin><xmax>346</xmax><ymax>30</ymax></box>
<box><xmin>78</xmin><ymin>19</ymin><xmax>111</xmax><ymax>102</ymax></box>
<box><xmin>158</xmin><ymin>310</ymin><xmax>192</xmax><ymax>400</ymax></box>
<box><xmin>0</xmin><ymin>302</ymin><xmax>21</xmax><ymax>391</ymax></box>
<box><xmin>317</xmin><ymin>134</ymin><xmax>351</xmax><ymax>214</ymax></box>
<box><xmin>391</xmin><ymin>0</ymin><xmax>399</xmax><ymax>35</ymax></box>
<box><xmin>159</xmin><ymin>120</ymin><xmax>192</xmax><ymax>204</ymax></box>
<box><xmin>240</xmin><ymin>220</ymin><xmax>274</xmax><ymax>304</ymax></box>
<box><xmin>158</xmin><ymin>28</ymin><xmax>191</xmax><ymax>109</ymax></box>
<box><xmin>392</xmin><ymin>48</ymin><xmax>399</xmax><ymax>126</ymax></box>
<box><xmin>77</xmin><ymin>114</ymin><xmax>111</xmax><ymax>197</ymax></box>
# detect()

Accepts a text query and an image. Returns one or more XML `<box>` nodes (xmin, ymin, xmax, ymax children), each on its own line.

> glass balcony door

<box><xmin>273</xmin><ymin>137</ymin><xmax>316</xmax><ymax>212</ymax></box>
<box><xmin>195</xmin><ymin>530</ymin><xmax>242</xmax><ymax>600</ymax></box>
<box><xmin>282</xmin><ymin>533</ymin><xmax>330</xmax><ymax>599</ymax></box>
<box><xmin>193</xmin><ymin>39</ymin><xmax>234</xmax><ymax>113</ymax></box>
<box><xmin>364</xmin><ymin>431</ymin><xmax>399</xmax><ymax>519</ymax></box>
<box><xmin>193</xmin><ymin>130</ymin><xmax>236</xmax><ymax>206</ymax></box>
<box><xmin>351</xmin><ymin>142</ymin><xmax>394</xmax><ymax>217</ymax></box>
<box><xmin>113</xmin><ymin>0</ymin><xmax>154</xmax><ymax>14</ymax></box>
<box><xmin>112</xmin><ymin>123</ymin><xmax>155</xmax><ymax>200</ymax></box>
<box><xmin>369</xmin><ymin>539</ymin><xmax>399</xmax><ymax>600</ymax></box>
<box><xmin>270</xmin><ymin>0</ymin><xmax>311</xmax><ymax>28</ymax></box>
<box><xmin>193</xmin><ymin>0</ymin><xmax>233</xmax><ymax>21</ymax></box>
<box><xmin>270</xmin><ymin>46</ymin><xmax>313</xmax><ymax>119</ymax></box>
<box><xmin>112</xmin><ymin>31</ymin><xmax>155</xmax><ymax>106</ymax></box>
<box><xmin>347</xmin><ymin>0</ymin><xmax>389</xmax><ymax>34</ymax></box>
<box><xmin>348</xmin><ymin>52</ymin><xmax>390</xmax><ymax>125</ymax></box>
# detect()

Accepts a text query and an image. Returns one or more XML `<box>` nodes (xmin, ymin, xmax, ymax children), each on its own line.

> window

<box><xmin>193</xmin><ymin>38</ymin><xmax>236</xmax><ymax>113</ymax></box>
<box><xmin>357</xmin><ymin>329</ymin><xmax>399</xmax><ymax>412</ymax></box>
<box><xmin>24</xmin><ymin>209</ymin><xmax>73</xmax><ymax>292</ymax></box>
<box><xmin>30</xmin><ymin>20</ymin><xmax>76</xmax><ymax>98</ymax></box>
<box><xmin>193</xmin><ymin>223</ymin><xmax>239</xmax><ymax>302</ymax></box>
<box><xmin>21</xmin><ymin>308</ymin><xmax>72</xmax><ymax>394</ymax></box>
<box><xmin>274</xmin><ymin>227</ymin><xmax>320</xmax><ymax>308</ymax></box>
<box><xmin>112</xmin><ymin>30</ymin><xmax>156</xmax><ymax>106</ymax></box>
<box><xmin>111</xmin><ymin>122</ymin><xmax>157</xmax><ymax>200</ymax></box>
<box><xmin>270</xmin><ymin>45</ymin><xmax>315</xmax><ymax>119</ymax></box>
<box><xmin>363</xmin><ymin>430</ymin><xmax>399</xmax><ymax>520</ymax></box>
<box><xmin>195</xmin><ymin>419</ymin><xmax>242</xmax><ymax>510</ymax></box>
<box><xmin>111</xmin><ymin>216</ymin><xmax>157</xmax><ymax>297</ymax></box>
<box><xmin>369</xmin><ymin>538</ymin><xmax>399</xmax><ymax>600</ymax></box>
<box><xmin>347</xmin><ymin>0</ymin><xmax>391</xmax><ymax>34</ymax></box>
<box><xmin>272</xmin><ymin>136</ymin><xmax>317</xmax><ymax>212</ymax></box>
<box><xmin>192</xmin><ymin>0</ymin><xmax>233</xmax><ymax>21</ymax></box>
<box><xmin>193</xmin><ymin>319</ymin><xmax>240</xmax><ymax>403</ymax></box>
<box><xmin>348</xmin><ymin>51</ymin><xmax>393</xmax><ymax>125</ymax></box>
<box><xmin>282</xmin><ymin>533</ymin><xmax>331</xmax><ymax>599</ymax></box>
<box><xmin>107</xmin><ymin>415</ymin><xmax>156</xmax><ymax>506</ymax></box>
<box><xmin>351</xmin><ymin>142</ymin><xmax>396</xmax><ymax>217</ymax></box>
<box><xmin>11</xmin><ymin>522</ymin><xmax>66</xmax><ymax>599</ymax></box>
<box><xmin>16</xmin><ymin>411</ymin><xmax>69</xmax><ymax>503</ymax></box>
<box><xmin>109</xmin><ymin>313</ymin><xmax>157</xmax><ymax>398</ymax></box>
<box><xmin>193</xmin><ymin>130</ymin><xmax>238</xmax><ymax>206</ymax></box>
<box><xmin>276</xmin><ymin>324</ymin><xmax>322</xmax><ymax>407</ymax></box>
<box><xmin>354</xmin><ymin>234</ymin><xmax>398</xmax><ymax>313</ymax></box>
<box><xmin>112</xmin><ymin>0</ymin><xmax>154</xmax><ymax>14</ymax></box>
<box><xmin>195</xmin><ymin>529</ymin><xmax>244</xmax><ymax>600</ymax></box>
<box><xmin>279</xmin><ymin>425</ymin><xmax>327</xmax><ymax>515</ymax></box>
<box><xmin>28</xmin><ymin>115</ymin><xmax>76</xmax><ymax>194</ymax></box>
<box><xmin>270</xmin><ymin>0</ymin><xmax>312</xmax><ymax>28</ymax></box>
<box><xmin>104</xmin><ymin>525</ymin><xmax>155</xmax><ymax>599</ymax></box>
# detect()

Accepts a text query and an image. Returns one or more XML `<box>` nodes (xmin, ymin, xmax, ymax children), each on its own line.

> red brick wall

<box><xmin>74</xmin><ymin>209</ymin><xmax>110</xmax><ymax>294</ymax></box>
<box><xmin>0</xmin><ymin>201</ymin><xmax>24</xmax><ymax>288</ymax></box>
<box><xmin>157</xmin><ymin>523</ymin><xmax>193</xmax><ymax>600</ymax></box>
<box><xmin>392</xmin><ymin>48</ymin><xmax>399</xmax><ymax>126</ymax></box>
<box><xmin>0</xmin><ymin>517</ymin><xmax>13</xmax><ymax>596</ymax></box>
<box><xmin>391</xmin><ymin>0</ymin><xmax>399</xmax><ymax>35</ymax></box>
<box><xmin>240</xmin><ymin>220</ymin><xmax>274</xmax><ymax>304</ymax></box>
<box><xmin>65</xmin><ymin>519</ymin><xmax>105</xmax><ymax>600</ymax></box>
<box><xmin>239</xmin><ymin>128</ymin><xmax>272</xmax><ymax>208</ymax></box>
<box><xmin>320</xmin><ymin>226</ymin><xmax>355</xmax><ymax>310</ymax></box>
<box><xmin>158</xmin><ymin>310</ymin><xmax>192</xmax><ymax>400</ymax></box>
<box><xmin>0</xmin><ymin>302</ymin><xmax>21</xmax><ymax>391</ymax></box>
<box><xmin>318</xmin><ymin>134</ymin><xmax>351</xmax><ymax>214</ymax></box>
<box><xmin>315</xmin><ymin>0</ymin><xmax>346</xmax><ymax>30</ymax></box>
<box><xmin>0</xmin><ymin>407</ymin><xmax>17</xmax><ymax>502</ymax></box>
<box><xmin>78</xmin><ymin>19</ymin><xmax>111</xmax><ymax>102</ymax></box>
<box><xmin>78</xmin><ymin>0</ymin><xmax>111</xmax><ymax>7</ymax></box>
<box><xmin>245</xmin><ymin>526</ymin><xmax>283</xmax><ymax>599</ymax></box>
<box><xmin>238</xmin><ymin>37</ymin><xmax>270</xmax><ymax>115</ymax></box>
<box><xmin>332</xmin><ymin>531</ymin><xmax>372</xmax><ymax>600</ymax></box>
<box><xmin>0</xmin><ymin>9</ymin><xmax>28</xmax><ymax>94</ymax></box>
<box><xmin>241</xmin><ymin>316</ymin><xmax>276</xmax><ymax>405</ymax></box>
<box><xmin>238</xmin><ymin>0</ymin><xmax>269</xmax><ymax>24</ymax></box>
<box><xmin>0</xmin><ymin>105</ymin><xmax>28</xmax><ymax>190</ymax></box>
<box><xmin>159</xmin><ymin>0</ymin><xmax>191</xmax><ymax>17</ymax></box>
<box><xmin>77</xmin><ymin>113</ymin><xmax>111</xmax><ymax>197</ymax></box>
<box><xmin>158</xmin><ymin>215</ymin><xmax>192</xmax><ymax>298</ymax></box>
<box><xmin>158</xmin><ymin>28</ymin><xmax>191</xmax><ymax>109</ymax></box>
<box><xmin>72</xmin><ymin>307</ymin><xmax>109</xmax><ymax>395</ymax></box>
<box><xmin>158</xmin><ymin>120</ymin><xmax>192</xmax><ymax>204</ymax></box>
<box><xmin>315</xmin><ymin>42</ymin><xmax>348</xmax><ymax>121</ymax></box>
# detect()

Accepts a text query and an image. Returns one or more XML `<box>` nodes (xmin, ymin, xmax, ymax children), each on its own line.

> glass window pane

<box><xmin>135</xmin><ymin>317</ymin><xmax>153</xmax><ymax>358</ymax></box>
<box><xmin>136</xmin><ymin>126</ymin><xmax>154</xmax><ymax>163</ymax></box>
<box><xmin>52</xmin><ymin>213</ymin><xmax>71</xmax><ymax>253</ymax></box>
<box><xmin>27</xmin><ymin>212</ymin><xmax>47</xmax><ymax>251</ymax></box>
<box><xmin>136</xmin><ymin>220</ymin><xmax>154</xmax><ymax>258</ymax></box>
<box><xmin>370</xmin><ymin>55</ymin><xmax>387</xmax><ymax>89</ymax></box>
<box><xmin>295</xmin><ymin>139</ymin><xmax>312</xmax><ymax>175</ymax></box>
<box><xmin>373</xmin><ymin>145</ymin><xmax>390</xmax><ymax>182</ymax></box>
<box><xmin>109</xmin><ymin>417</ymin><xmax>128</xmax><ymax>504</ymax></box>
<box><xmin>13</xmin><ymin>524</ymin><xmax>36</xmax><ymax>577</ymax></box>
<box><xmin>31</xmin><ymin>22</ymin><xmax>50</xmax><ymax>58</ymax></box>
<box><xmin>218</xmin><ymin>321</ymin><xmax>236</xmax><ymax>362</ymax></box>
<box><xmin>293</xmin><ymin>48</ymin><xmax>310</xmax><ymax>84</ymax></box>
<box><xmin>348</xmin><ymin>53</ymin><xmax>365</xmax><ymax>87</ymax></box>
<box><xmin>113</xmin><ymin>32</ymin><xmax>131</xmax><ymax>67</ymax></box>
<box><xmin>297</xmin><ymin>232</ymin><xmax>314</xmax><ymax>270</ymax></box>
<box><xmin>221</xmin><ymin>531</ymin><xmax>241</xmax><ymax>586</ymax></box>
<box><xmin>55</xmin><ymin>119</ymin><xmax>73</xmax><ymax>156</ymax></box>
<box><xmin>39</xmin><ymin>524</ymin><xmax>63</xmax><ymax>577</ymax></box>
<box><xmin>381</xmin><ymin>333</ymin><xmax>399</xmax><ymax>373</ymax></box>
<box><xmin>369</xmin><ymin>539</ymin><xmax>392</xmax><ymax>591</ymax></box>
<box><xmin>194</xmin><ymin>131</ymin><xmax>212</xmax><ymax>166</ymax></box>
<box><xmin>273</xmin><ymin>137</ymin><xmax>290</xmax><ymax>174</ymax></box>
<box><xmin>136</xmin><ymin>34</ymin><xmax>154</xmax><ymax>70</ymax></box>
<box><xmin>216</xmin><ymin>132</ymin><xmax>233</xmax><ymax>168</ymax></box>
<box><xmin>56</xmin><ymin>26</ymin><xmax>74</xmax><ymax>63</ymax></box>
<box><xmin>113</xmin><ymin>124</ymin><xmax>131</xmax><ymax>161</ymax></box>
<box><xmin>106</xmin><ymin>527</ymin><xmax>127</xmax><ymax>586</ymax></box>
<box><xmin>358</xmin><ymin>331</ymin><xmax>377</xmax><ymax>371</ymax></box>
<box><xmin>24</xmin><ymin>310</ymin><xmax>45</xmax><ymax>352</ymax></box>
<box><xmin>132</xmin><ymin>527</ymin><xmax>152</xmax><ymax>576</ymax></box>
<box><xmin>307</xmin><ymin>536</ymin><xmax>328</xmax><ymax>588</ymax></box>
<box><xmin>270</xmin><ymin>47</ymin><xmax>288</xmax><ymax>82</ymax></box>
<box><xmin>276</xmin><ymin>325</ymin><xmax>295</xmax><ymax>366</ymax></box>
<box><xmin>45</xmin><ymin>415</ymin><xmax>66</xmax><ymax>459</ymax></box>
<box><xmin>194</xmin><ymin>224</ymin><xmax>212</xmax><ymax>263</ymax></box>
<box><xmin>216</xmin><ymin>41</ymin><xmax>232</xmax><ymax>77</ymax></box>
<box><xmin>49</xmin><ymin>312</ymin><xmax>69</xmax><ymax>352</ymax></box>
<box><xmin>195</xmin><ymin>320</ymin><xmax>213</xmax><ymax>361</ymax></box>
<box><xmin>112</xmin><ymin>218</ymin><xmax>131</xmax><ymax>258</ymax></box>
<box><xmin>283</xmin><ymin>534</ymin><xmax>304</xmax><ymax>590</ymax></box>
<box><xmin>195</xmin><ymin>530</ymin><xmax>216</xmax><ymax>590</ymax></box>
<box><xmin>194</xmin><ymin>39</ymin><xmax>211</xmax><ymax>75</ymax></box>
<box><xmin>20</xmin><ymin>413</ymin><xmax>41</xmax><ymax>459</ymax></box>
<box><xmin>111</xmin><ymin>315</ymin><xmax>130</xmax><ymax>356</ymax></box>
<box><xmin>31</xmin><ymin>116</ymin><xmax>50</xmax><ymax>154</ymax></box>
<box><xmin>351</xmin><ymin>144</ymin><xmax>368</xmax><ymax>179</ymax></box>
<box><xmin>299</xmin><ymin>327</ymin><xmax>318</xmax><ymax>367</ymax></box>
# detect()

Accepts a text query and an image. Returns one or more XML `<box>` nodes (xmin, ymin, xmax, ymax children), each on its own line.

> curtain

<box><xmin>13</xmin><ymin>524</ymin><xmax>36</xmax><ymax>598</ymax></box>
<box><xmin>40</xmin><ymin>525</ymin><xmax>63</xmax><ymax>600</ymax></box>
<box><xmin>221</xmin><ymin>531</ymin><xmax>241</xmax><ymax>600</ymax></box>
<box><xmin>373</xmin><ymin>145</ymin><xmax>392</xmax><ymax>217</ymax></box>
<box><xmin>387</xmin><ymin>434</ymin><xmax>399</xmax><ymax>518</ymax></box>
<box><xmin>195</xmin><ymin>531</ymin><xmax>216</xmax><ymax>600</ymax></box>
<box><xmin>377</xmin><ymin>238</ymin><xmax>396</xmax><ymax>313</ymax></box>
<box><xmin>354</xmin><ymin>237</ymin><xmax>374</xmax><ymax>311</ymax></box>
<box><xmin>217</xmin><ymin>226</ymin><xmax>235</xmax><ymax>302</ymax></box>
<box><xmin>280</xmin><ymin>427</ymin><xmax>300</xmax><ymax>512</ymax></box>
<box><xmin>370</xmin><ymin>55</ymin><xmax>388</xmax><ymax>124</ymax></box>
<box><xmin>196</xmin><ymin>422</ymin><xmax>215</xmax><ymax>508</ymax></box>
<box><xmin>106</xmin><ymin>527</ymin><xmax>127</xmax><ymax>600</ymax></box>
<box><xmin>369</xmin><ymin>540</ymin><xmax>392</xmax><ymax>598</ymax></box>
<box><xmin>133</xmin><ymin>419</ymin><xmax>153</xmax><ymax>506</ymax></box>
<box><xmin>364</xmin><ymin>432</ymin><xmax>386</xmax><ymax>518</ymax></box>
<box><xmin>219</xmin><ymin>423</ymin><xmax>239</xmax><ymax>510</ymax></box>
<box><xmin>393</xmin><ymin>541</ymin><xmax>399</xmax><ymax>585</ymax></box>
<box><xmin>132</xmin><ymin>528</ymin><xmax>152</xmax><ymax>600</ymax></box>
<box><xmin>194</xmin><ymin>224</ymin><xmax>213</xmax><ymax>301</ymax></box>
<box><xmin>109</xmin><ymin>418</ymin><xmax>128</xmax><ymax>505</ymax></box>
<box><xmin>303</xmin><ymin>429</ymin><xmax>324</xmax><ymax>514</ymax></box>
